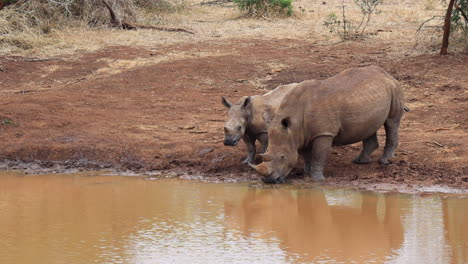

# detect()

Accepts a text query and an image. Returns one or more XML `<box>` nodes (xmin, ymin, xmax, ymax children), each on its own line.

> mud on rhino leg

<box><xmin>379</xmin><ymin>117</ymin><xmax>401</xmax><ymax>165</ymax></box>
<box><xmin>258</xmin><ymin>133</ymin><xmax>268</xmax><ymax>154</ymax></box>
<box><xmin>353</xmin><ymin>133</ymin><xmax>379</xmax><ymax>164</ymax></box>
<box><xmin>242</xmin><ymin>134</ymin><xmax>257</xmax><ymax>164</ymax></box>
<box><xmin>308</xmin><ymin>136</ymin><xmax>333</xmax><ymax>181</ymax></box>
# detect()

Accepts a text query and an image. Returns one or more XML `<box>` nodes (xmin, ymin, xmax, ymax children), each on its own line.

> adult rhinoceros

<box><xmin>249</xmin><ymin>65</ymin><xmax>408</xmax><ymax>183</ymax></box>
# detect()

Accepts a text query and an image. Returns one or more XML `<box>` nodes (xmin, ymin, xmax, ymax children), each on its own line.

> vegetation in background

<box><xmin>448</xmin><ymin>0</ymin><xmax>468</xmax><ymax>50</ymax></box>
<box><xmin>0</xmin><ymin>0</ymin><xmax>184</xmax><ymax>34</ymax></box>
<box><xmin>418</xmin><ymin>0</ymin><xmax>467</xmax><ymax>54</ymax></box>
<box><xmin>233</xmin><ymin>0</ymin><xmax>293</xmax><ymax>17</ymax></box>
<box><xmin>323</xmin><ymin>0</ymin><xmax>383</xmax><ymax>39</ymax></box>
<box><xmin>0</xmin><ymin>0</ymin><xmax>186</xmax><ymax>50</ymax></box>
<box><xmin>0</xmin><ymin>0</ymin><xmax>466</xmax><ymax>54</ymax></box>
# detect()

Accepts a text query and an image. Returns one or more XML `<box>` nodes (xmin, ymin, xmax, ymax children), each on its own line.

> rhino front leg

<box><xmin>379</xmin><ymin>116</ymin><xmax>401</xmax><ymax>165</ymax></box>
<box><xmin>353</xmin><ymin>133</ymin><xmax>379</xmax><ymax>164</ymax></box>
<box><xmin>258</xmin><ymin>133</ymin><xmax>268</xmax><ymax>153</ymax></box>
<box><xmin>242</xmin><ymin>134</ymin><xmax>256</xmax><ymax>164</ymax></box>
<box><xmin>308</xmin><ymin>136</ymin><xmax>333</xmax><ymax>181</ymax></box>
<box><xmin>301</xmin><ymin>149</ymin><xmax>312</xmax><ymax>176</ymax></box>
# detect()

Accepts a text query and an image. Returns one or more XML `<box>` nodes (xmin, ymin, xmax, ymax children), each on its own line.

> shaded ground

<box><xmin>0</xmin><ymin>38</ymin><xmax>467</xmax><ymax>190</ymax></box>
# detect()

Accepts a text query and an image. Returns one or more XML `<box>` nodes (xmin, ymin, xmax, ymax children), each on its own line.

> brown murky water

<box><xmin>0</xmin><ymin>172</ymin><xmax>467</xmax><ymax>264</ymax></box>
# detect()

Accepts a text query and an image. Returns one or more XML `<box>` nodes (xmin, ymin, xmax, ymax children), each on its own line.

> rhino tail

<box><xmin>404</xmin><ymin>106</ymin><xmax>410</xmax><ymax>112</ymax></box>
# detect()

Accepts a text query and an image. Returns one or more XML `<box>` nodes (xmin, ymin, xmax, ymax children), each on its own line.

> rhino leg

<box><xmin>242</xmin><ymin>134</ymin><xmax>256</xmax><ymax>164</ymax></box>
<box><xmin>379</xmin><ymin>116</ymin><xmax>401</xmax><ymax>165</ymax></box>
<box><xmin>302</xmin><ymin>149</ymin><xmax>312</xmax><ymax>176</ymax></box>
<box><xmin>258</xmin><ymin>133</ymin><xmax>268</xmax><ymax>154</ymax></box>
<box><xmin>307</xmin><ymin>136</ymin><xmax>333</xmax><ymax>181</ymax></box>
<box><xmin>353</xmin><ymin>133</ymin><xmax>379</xmax><ymax>164</ymax></box>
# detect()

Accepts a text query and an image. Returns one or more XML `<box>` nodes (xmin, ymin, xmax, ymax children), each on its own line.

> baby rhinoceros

<box><xmin>249</xmin><ymin>65</ymin><xmax>408</xmax><ymax>183</ymax></box>
<box><xmin>222</xmin><ymin>83</ymin><xmax>298</xmax><ymax>164</ymax></box>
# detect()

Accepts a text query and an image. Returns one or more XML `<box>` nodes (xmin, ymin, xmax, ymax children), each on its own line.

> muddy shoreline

<box><xmin>1</xmin><ymin>158</ymin><xmax>467</xmax><ymax>194</ymax></box>
<box><xmin>1</xmin><ymin>39</ymin><xmax>467</xmax><ymax>193</ymax></box>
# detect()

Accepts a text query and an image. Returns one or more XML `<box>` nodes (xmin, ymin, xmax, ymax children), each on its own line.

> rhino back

<box><xmin>262</xmin><ymin>83</ymin><xmax>298</xmax><ymax>109</ymax></box>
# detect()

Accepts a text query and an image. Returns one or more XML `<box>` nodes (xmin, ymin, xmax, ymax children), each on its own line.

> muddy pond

<box><xmin>0</xmin><ymin>172</ymin><xmax>467</xmax><ymax>264</ymax></box>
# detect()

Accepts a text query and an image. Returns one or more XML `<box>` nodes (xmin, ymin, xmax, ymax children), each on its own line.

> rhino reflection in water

<box><xmin>249</xmin><ymin>66</ymin><xmax>408</xmax><ymax>183</ymax></box>
<box><xmin>224</xmin><ymin>189</ymin><xmax>405</xmax><ymax>263</ymax></box>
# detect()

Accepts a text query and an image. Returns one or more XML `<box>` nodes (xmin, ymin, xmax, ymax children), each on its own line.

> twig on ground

<box><xmin>426</xmin><ymin>124</ymin><xmax>460</xmax><ymax>132</ymax></box>
<box><xmin>23</xmin><ymin>57</ymin><xmax>63</xmax><ymax>62</ymax></box>
<box><xmin>121</xmin><ymin>22</ymin><xmax>195</xmax><ymax>34</ymax></box>
<box><xmin>200</xmin><ymin>0</ymin><xmax>231</xmax><ymax>5</ymax></box>
<box><xmin>425</xmin><ymin>141</ymin><xmax>444</xmax><ymax>147</ymax></box>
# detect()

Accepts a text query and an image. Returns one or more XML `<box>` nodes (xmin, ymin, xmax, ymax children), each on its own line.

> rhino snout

<box><xmin>262</xmin><ymin>176</ymin><xmax>285</xmax><ymax>184</ymax></box>
<box><xmin>224</xmin><ymin>137</ymin><xmax>239</xmax><ymax>146</ymax></box>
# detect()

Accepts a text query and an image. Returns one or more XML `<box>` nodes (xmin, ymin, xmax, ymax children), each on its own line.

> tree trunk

<box><xmin>440</xmin><ymin>0</ymin><xmax>456</xmax><ymax>55</ymax></box>
<box><xmin>102</xmin><ymin>0</ymin><xmax>122</xmax><ymax>28</ymax></box>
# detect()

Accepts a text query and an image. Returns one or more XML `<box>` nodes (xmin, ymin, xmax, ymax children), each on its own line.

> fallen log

<box><xmin>102</xmin><ymin>0</ymin><xmax>194</xmax><ymax>34</ymax></box>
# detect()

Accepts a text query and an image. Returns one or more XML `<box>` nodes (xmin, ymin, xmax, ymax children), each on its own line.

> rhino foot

<box><xmin>353</xmin><ymin>156</ymin><xmax>372</xmax><ymax>164</ymax></box>
<box><xmin>311</xmin><ymin>171</ymin><xmax>325</xmax><ymax>181</ymax></box>
<box><xmin>242</xmin><ymin>157</ymin><xmax>253</xmax><ymax>164</ymax></box>
<box><xmin>378</xmin><ymin>157</ymin><xmax>392</xmax><ymax>165</ymax></box>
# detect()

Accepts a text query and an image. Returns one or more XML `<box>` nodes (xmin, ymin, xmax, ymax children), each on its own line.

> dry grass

<box><xmin>0</xmin><ymin>0</ymin><xmax>465</xmax><ymax>57</ymax></box>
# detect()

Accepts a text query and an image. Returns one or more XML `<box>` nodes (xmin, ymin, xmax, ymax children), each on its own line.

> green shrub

<box><xmin>450</xmin><ymin>0</ymin><xmax>468</xmax><ymax>50</ymax></box>
<box><xmin>234</xmin><ymin>0</ymin><xmax>293</xmax><ymax>17</ymax></box>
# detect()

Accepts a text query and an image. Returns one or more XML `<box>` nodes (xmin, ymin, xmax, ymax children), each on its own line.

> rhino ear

<box><xmin>262</xmin><ymin>106</ymin><xmax>274</xmax><ymax>124</ymax></box>
<box><xmin>241</xmin><ymin>96</ymin><xmax>251</xmax><ymax>109</ymax></box>
<box><xmin>221</xmin><ymin>97</ymin><xmax>232</xmax><ymax>109</ymax></box>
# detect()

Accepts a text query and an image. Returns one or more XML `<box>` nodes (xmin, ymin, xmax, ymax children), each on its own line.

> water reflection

<box><xmin>0</xmin><ymin>173</ymin><xmax>466</xmax><ymax>264</ymax></box>
<box><xmin>224</xmin><ymin>188</ymin><xmax>405</xmax><ymax>263</ymax></box>
<box><xmin>443</xmin><ymin>198</ymin><xmax>468</xmax><ymax>264</ymax></box>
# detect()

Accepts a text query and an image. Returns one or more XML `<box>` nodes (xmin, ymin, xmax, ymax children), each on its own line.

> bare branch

<box><xmin>102</xmin><ymin>0</ymin><xmax>122</xmax><ymax>28</ymax></box>
<box><xmin>416</xmin><ymin>16</ymin><xmax>443</xmax><ymax>34</ymax></box>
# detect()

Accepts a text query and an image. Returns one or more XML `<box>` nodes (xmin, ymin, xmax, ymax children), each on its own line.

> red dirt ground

<box><xmin>0</xmin><ymin>39</ymin><xmax>467</xmax><ymax>190</ymax></box>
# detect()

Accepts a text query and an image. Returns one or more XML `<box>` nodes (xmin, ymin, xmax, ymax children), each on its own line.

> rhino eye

<box><xmin>281</xmin><ymin>117</ymin><xmax>290</xmax><ymax>129</ymax></box>
<box><xmin>237</xmin><ymin>126</ymin><xmax>242</xmax><ymax>131</ymax></box>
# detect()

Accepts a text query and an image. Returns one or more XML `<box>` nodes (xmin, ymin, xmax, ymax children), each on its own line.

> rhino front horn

<box><xmin>248</xmin><ymin>162</ymin><xmax>270</xmax><ymax>176</ymax></box>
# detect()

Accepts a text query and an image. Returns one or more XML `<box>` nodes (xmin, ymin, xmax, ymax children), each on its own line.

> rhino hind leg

<box><xmin>353</xmin><ymin>133</ymin><xmax>379</xmax><ymax>164</ymax></box>
<box><xmin>379</xmin><ymin>116</ymin><xmax>401</xmax><ymax>165</ymax></box>
<box><xmin>307</xmin><ymin>136</ymin><xmax>333</xmax><ymax>181</ymax></box>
